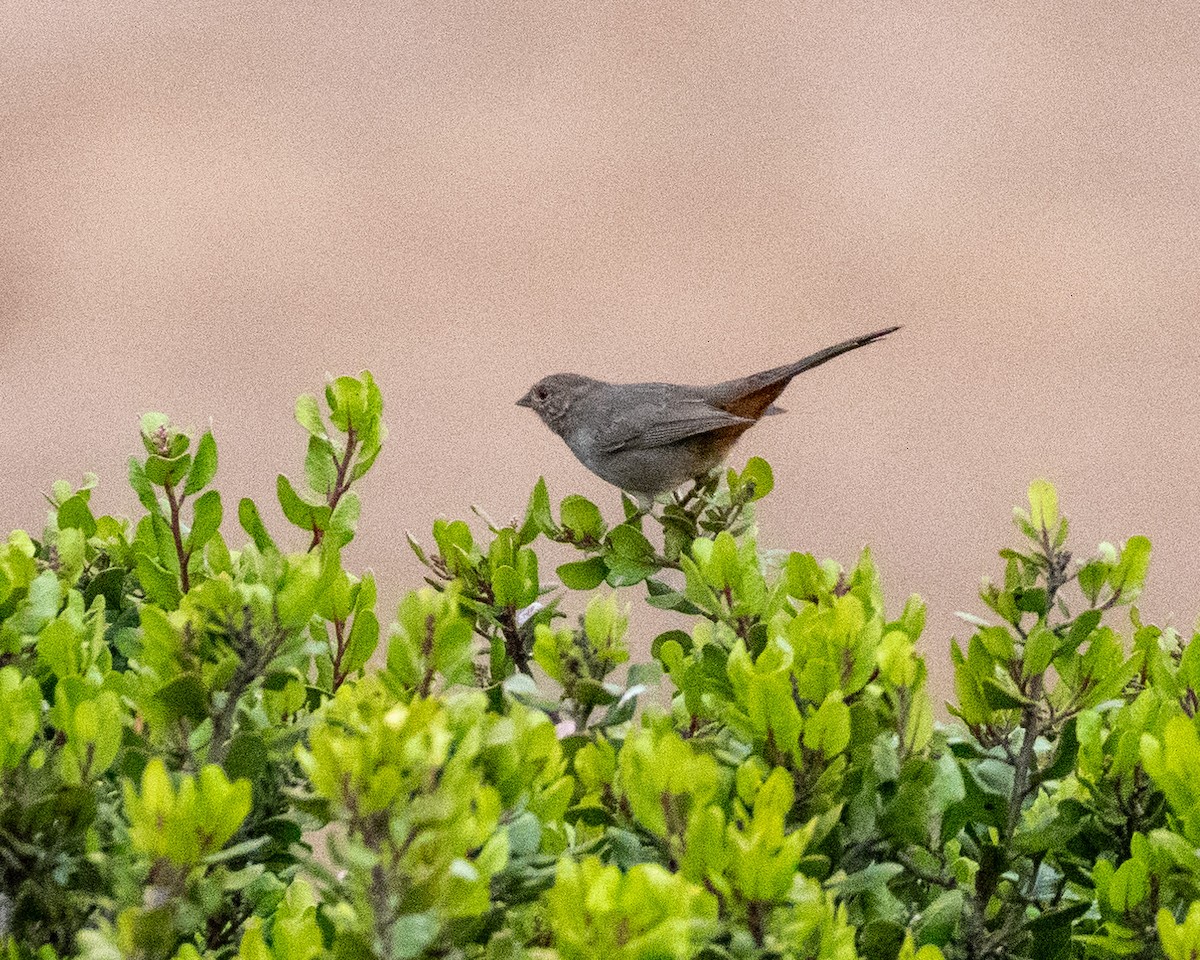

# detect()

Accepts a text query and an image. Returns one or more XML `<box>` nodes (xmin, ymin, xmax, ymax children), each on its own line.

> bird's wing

<box><xmin>599</xmin><ymin>401</ymin><xmax>755</xmax><ymax>453</ymax></box>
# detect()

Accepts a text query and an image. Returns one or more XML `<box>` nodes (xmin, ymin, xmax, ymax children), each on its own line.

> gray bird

<box><xmin>517</xmin><ymin>325</ymin><xmax>900</xmax><ymax>499</ymax></box>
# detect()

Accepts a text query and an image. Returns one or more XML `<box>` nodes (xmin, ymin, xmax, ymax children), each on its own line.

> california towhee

<box><xmin>517</xmin><ymin>325</ymin><xmax>900</xmax><ymax>498</ymax></box>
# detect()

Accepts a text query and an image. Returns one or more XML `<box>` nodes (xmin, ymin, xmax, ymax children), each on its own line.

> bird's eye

<box><xmin>534</xmin><ymin>387</ymin><xmax>548</xmax><ymax>402</ymax></box>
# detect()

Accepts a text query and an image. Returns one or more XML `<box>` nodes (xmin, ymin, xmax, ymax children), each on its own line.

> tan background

<box><xmin>3</xmin><ymin>1</ymin><xmax>1199</xmax><ymax>703</ymax></box>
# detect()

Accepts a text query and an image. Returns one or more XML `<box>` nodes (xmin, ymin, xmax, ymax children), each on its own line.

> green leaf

<box><xmin>492</xmin><ymin>565</ymin><xmax>523</xmax><ymax>608</ymax></box>
<box><xmin>136</xmin><ymin>555</ymin><xmax>182</xmax><ymax>608</ymax></box>
<box><xmin>328</xmin><ymin>491</ymin><xmax>361</xmax><ymax>547</ymax></box>
<box><xmin>1023</xmin><ymin>624</ymin><xmax>1056</xmax><ymax>676</ymax></box>
<box><xmin>981</xmin><ymin>678</ymin><xmax>1027</xmax><ymax>710</ymax></box>
<box><xmin>608</xmin><ymin>523</ymin><xmax>655</xmax><ymax>561</ymax></box>
<box><xmin>976</xmin><ymin>625</ymin><xmax>1015</xmax><ymax>660</ymax></box>
<box><xmin>1015</xmin><ymin>587</ymin><xmax>1048</xmax><ymax>615</ymax></box>
<box><xmin>557</xmin><ymin>558</ymin><xmax>607</xmax><ymax>591</ymax></box>
<box><xmin>560</xmin><ymin>495</ymin><xmax>605</xmax><ymax>541</ymax></box>
<box><xmin>128</xmin><ymin>458</ymin><xmax>162</xmax><ymax>514</ymax></box>
<box><xmin>38</xmin><ymin>617</ymin><xmax>82</xmax><ymax>678</ymax></box>
<box><xmin>1111</xmin><ymin>535</ymin><xmax>1152</xmax><ymax>599</ymax></box>
<box><xmin>11</xmin><ymin>570</ymin><xmax>62</xmax><ymax>634</ymax></box>
<box><xmin>57</xmin><ymin>494</ymin><xmax>97</xmax><ymax>537</ymax></box>
<box><xmin>1028</xmin><ymin>479</ymin><xmax>1059</xmax><ymax>532</ymax></box>
<box><xmin>519</xmin><ymin>477</ymin><xmax>558</xmax><ymax>545</ymax></box>
<box><xmin>295</xmin><ymin>393</ymin><xmax>326</xmax><ymax>437</ymax></box>
<box><xmin>739</xmin><ymin>456</ymin><xmax>775</xmax><ymax>502</ymax></box>
<box><xmin>325</xmin><ymin>375</ymin><xmax>369</xmax><ymax>432</ymax></box>
<box><xmin>786</xmin><ymin>552</ymin><xmax>828</xmax><ymax>601</ymax></box>
<box><xmin>1035</xmin><ymin>716</ymin><xmax>1080</xmax><ymax>786</ymax></box>
<box><xmin>187</xmin><ymin>490</ymin><xmax>223</xmax><ymax>554</ymax></box>
<box><xmin>354</xmin><ymin>572</ymin><xmax>379</xmax><ymax>616</ymax></box>
<box><xmin>915</xmin><ymin>889</ymin><xmax>964</xmax><ymax>947</ymax></box>
<box><xmin>644</xmin><ymin>581</ymin><xmax>704</xmax><ymax>615</ymax></box>
<box><xmin>432</xmin><ymin>519</ymin><xmax>476</xmax><ymax>575</ymax></box>
<box><xmin>145</xmin><ymin>453</ymin><xmax>192</xmax><ymax>487</ymax></box>
<box><xmin>831</xmin><ymin>861</ymin><xmax>905</xmax><ymax>897</ymax></box>
<box><xmin>184</xmin><ymin>431</ymin><xmax>218</xmax><ymax>495</ymax></box>
<box><xmin>804</xmin><ymin>694</ymin><xmax>851</xmax><ymax>756</ymax></box>
<box><xmin>238</xmin><ymin>498</ymin><xmax>276</xmax><ymax>551</ymax></box>
<box><xmin>205</xmin><ymin>531</ymin><xmax>233</xmax><ymax>577</ymax></box>
<box><xmin>390</xmin><ymin>912</ymin><xmax>440</xmax><ymax>960</ymax></box>
<box><xmin>350</xmin><ymin>438</ymin><xmax>383</xmax><ymax>482</ymax></box>
<box><xmin>277</xmin><ymin>474</ymin><xmax>330</xmax><ymax>533</ymax></box>
<box><xmin>574</xmin><ymin>678</ymin><xmax>620</xmax><ymax>708</ymax></box>
<box><xmin>859</xmin><ymin>919</ymin><xmax>906</xmax><ymax>960</ymax></box>
<box><xmin>1060</xmin><ymin>608</ymin><xmax>1102</xmax><ymax>659</ymax></box>
<box><xmin>1108</xmin><ymin>856</ymin><xmax>1149</xmax><ymax>912</ymax></box>
<box><xmin>1078</xmin><ymin>560</ymin><xmax>1110</xmax><ymax>604</ymax></box>
<box><xmin>341</xmin><ymin>610</ymin><xmax>380</xmax><ymax>676</ymax></box>
<box><xmin>304</xmin><ymin>434</ymin><xmax>338</xmax><ymax>496</ymax></box>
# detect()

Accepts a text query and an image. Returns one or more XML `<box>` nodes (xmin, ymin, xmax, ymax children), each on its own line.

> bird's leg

<box><xmin>673</xmin><ymin>478</ymin><xmax>705</xmax><ymax>509</ymax></box>
<box><xmin>675</xmin><ymin>470</ymin><xmax>721</xmax><ymax>513</ymax></box>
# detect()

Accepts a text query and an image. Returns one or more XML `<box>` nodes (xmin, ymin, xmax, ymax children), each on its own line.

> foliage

<box><xmin>2</xmin><ymin>373</ymin><xmax>1200</xmax><ymax>960</ymax></box>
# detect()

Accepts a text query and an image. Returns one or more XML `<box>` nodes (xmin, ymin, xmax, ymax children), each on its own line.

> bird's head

<box><xmin>516</xmin><ymin>373</ymin><xmax>597</xmax><ymax>434</ymax></box>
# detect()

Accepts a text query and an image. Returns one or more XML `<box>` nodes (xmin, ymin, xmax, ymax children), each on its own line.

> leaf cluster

<box><xmin>4</xmin><ymin>375</ymin><xmax>1200</xmax><ymax>960</ymax></box>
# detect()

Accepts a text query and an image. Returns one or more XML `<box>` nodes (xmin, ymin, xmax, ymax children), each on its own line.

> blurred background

<box><xmin>3</xmin><ymin>0</ymin><xmax>1198</xmax><ymax>702</ymax></box>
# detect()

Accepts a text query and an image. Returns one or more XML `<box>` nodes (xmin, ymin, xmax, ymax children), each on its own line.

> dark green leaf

<box><xmin>84</xmin><ymin>567</ymin><xmax>126</xmax><ymax>611</ymax></box>
<box><xmin>573</xmin><ymin>678</ymin><xmax>619</xmax><ymax>707</ymax></box>
<box><xmin>651</xmin><ymin>629</ymin><xmax>692</xmax><ymax>659</ymax></box>
<box><xmin>155</xmin><ymin>674</ymin><xmax>208</xmax><ymax>724</ymax></box>
<box><xmin>1059</xmin><ymin>608</ymin><xmax>1102</xmax><ymax>658</ymax></box>
<box><xmin>859</xmin><ymin>919</ymin><xmax>906</xmax><ymax>960</ymax></box>
<box><xmin>224</xmin><ymin>732</ymin><xmax>268</xmax><ymax>781</ymax></box>
<box><xmin>1015</xmin><ymin>587</ymin><xmax>1048</xmax><ymax>615</ymax></box>
<box><xmin>1034</xmin><ymin>716</ymin><xmax>1080</xmax><ymax>786</ymax></box>
<box><xmin>831</xmin><ymin>862</ymin><xmax>904</xmax><ymax>897</ymax></box>
<box><xmin>915</xmin><ymin>890</ymin><xmax>964</xmax><ymax>947</ymax></box>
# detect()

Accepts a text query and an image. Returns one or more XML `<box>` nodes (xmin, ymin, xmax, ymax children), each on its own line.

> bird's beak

<box><xmin>515</xmin><ymin>392</ymin><xmax>533</xmax><ymax>409</ymax></box>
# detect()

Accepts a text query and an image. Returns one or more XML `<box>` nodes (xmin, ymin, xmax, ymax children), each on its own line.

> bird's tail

<box><xmin>705</xmin><ymin>325</ymin><xmax>901</xmax><ymax>419</ymax></box>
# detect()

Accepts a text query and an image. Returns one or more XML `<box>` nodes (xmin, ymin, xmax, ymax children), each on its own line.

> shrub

<box><xmin>0</xmin><ymin>372</ymin><xmax>1197</xmax><ymax>960</ymax></box>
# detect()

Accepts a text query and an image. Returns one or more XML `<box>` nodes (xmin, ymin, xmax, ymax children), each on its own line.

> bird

<box><xmin>516</xmin><ymin>325</ymin><xmax>900</xmax><ymax>499</ymax></box>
